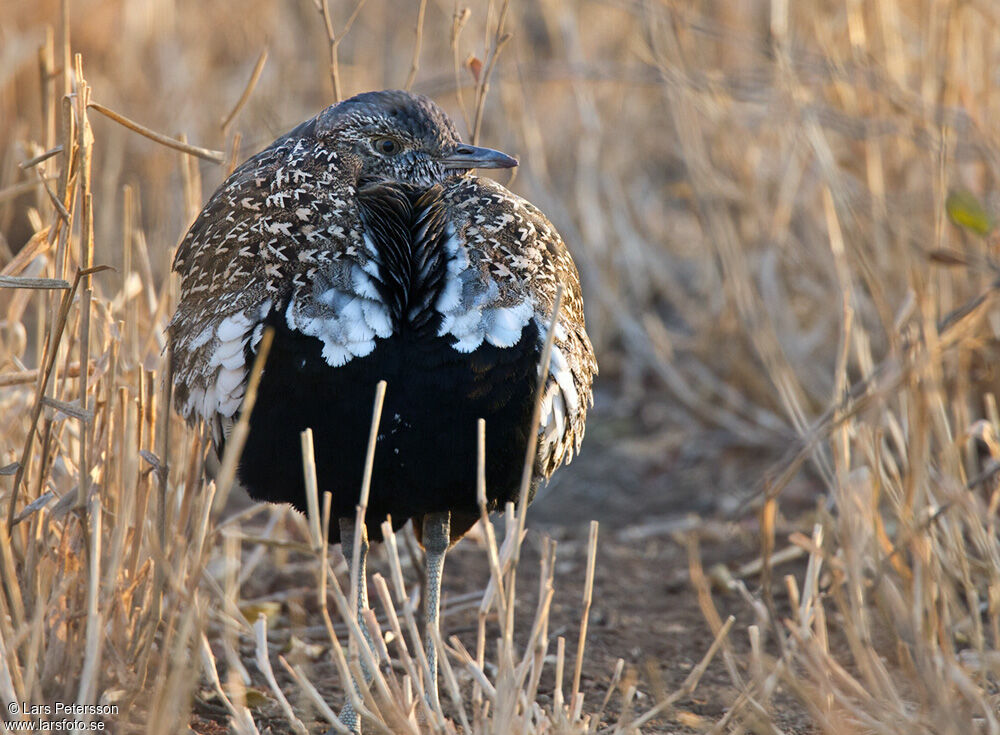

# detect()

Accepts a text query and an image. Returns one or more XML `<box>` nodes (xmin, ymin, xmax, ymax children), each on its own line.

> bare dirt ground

<box><xmin>191</xmin><ymin>392</ymin><xmax>824</xmax><ymax>734</ymax></box>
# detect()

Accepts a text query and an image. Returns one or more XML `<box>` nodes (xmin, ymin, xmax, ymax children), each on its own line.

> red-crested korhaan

<box><xmin>168</xmin><ymin>90</ymin><xmax>596</xmax><ymax>731</ymax></box>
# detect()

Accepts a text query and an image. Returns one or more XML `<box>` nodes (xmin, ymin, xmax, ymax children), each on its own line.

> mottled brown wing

<box><xmin>440</xmin><ymin>177</ymin><xmax>597</xmax><ymax>478</ymax></box>
<box><xmin>169</xmin><ymin>118</ymin><xmax>369</xmax><ymax>424</ymax></box>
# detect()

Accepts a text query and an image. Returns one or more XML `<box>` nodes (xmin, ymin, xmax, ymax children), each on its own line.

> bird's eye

<box><xmin>372</xmin><ymin>137</ymin><xmax>401</xmax><ymax>156</ymax></box>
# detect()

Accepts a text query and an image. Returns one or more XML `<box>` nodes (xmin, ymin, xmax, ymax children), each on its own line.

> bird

<box><xmin>168</xmin><ymin>90</ymin><xmax>596</xmax><ymax>731</ymax></box>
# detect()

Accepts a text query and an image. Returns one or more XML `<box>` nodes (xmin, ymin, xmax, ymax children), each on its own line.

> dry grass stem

<box><xmin>221</xmin><ymin>49</ymin><xmax>269</xmax><ymax>134</ymax></box>
<box><xmin>87</xmin><ymin>102</ymin><xmax>225</xmax><ymax>163</ymax></box>
<box><xmin>5</xmin><ymin>2</ymin><xmax>1000</xmax><ymax>733</ymax></box>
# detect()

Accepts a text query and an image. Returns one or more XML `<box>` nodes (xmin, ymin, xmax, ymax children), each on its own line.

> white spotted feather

<box><xmin>169</xmin><ymin>95</ymin><xmax>595</xmax><ymax>486</ymax></box>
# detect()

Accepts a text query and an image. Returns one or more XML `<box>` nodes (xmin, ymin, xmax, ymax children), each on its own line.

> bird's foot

<box><xmin>334</xmin><ymin>700</ymin><xmax>361</xmax><ymax>734</ymax></box>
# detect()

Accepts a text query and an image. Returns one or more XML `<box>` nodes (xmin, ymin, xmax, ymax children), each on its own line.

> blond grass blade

<box><xmin>18</xmin><ymin>145</ymin><xmax>62</xmax><ymax>170</ymax></box>
<box><xmin>514</xmin><ymin>285</ymin><xmax>563</xmax><ymax>523</ymax></box>
<box><xmin>76</xmin><ymin>495</ymin><xmax>102</xmax><ymax>707</ymax></box>
<box><xmin>595</xmin><ymin>658</ymin><xmax>625</xmax><ymax>726</ymax></box>
<box><xmin>448</xmin><ymin>635</ymin><xmax>497</xmax><ymax>701</ymax></box>
<box><xmin>626</xmin><ymin>616</ymin><xmax>735</xmax><ymax>730</ymax></box>
<box><xmin>325</xmin><ymin>564</ymin><xmax>395</xmax><ymax>725</ymax></box>
<box><xmin>378</xmin><ymin>521</ymin><xmax>438</xmax><ymax>719</ymax></box>
<box><xmin>313</xmin><ymin>0</ymin><xmax>369</xmax><ymax>101</ymax></box>
<box><xmin>504</xmin><ymin>285</ymin><xmax>564</xmax><ymax>651</ymax></box>
<box><xmin>358</xmin><ymin>380</ymin><xmax>386</xmax><ymax>513</ymax></box>
<box><xmin>252</xmin><ymin>616</ymin><xmax>309</xmax><ymax>735</ymax></box>
<box><xmin>430</xmin><ymin>624</ymin><xmax>472</xmax><ymax>733</ymax></box>
<box><xmin>475</xmin><ymin>417</ymin><xmax>507</xmax><ymax>620</ymax></box>
<box><xmin>220</xmin><ymin>48</ymin><xmax>269</xmax><ymax>133</ymax></box>
<box><xmin>8</xmin><ymin>270</ymin><xmax>83</xmax><ymax>527</ymax></box>
<box><xmin>799</xmin><ymin>523</ymin><xmax>825</xmax><ymax>631</ymax></box>
<box><xmin>0</xmin><ymin>275</ymin><xmax>69</xmax><ymax>289</ymax></box>
<box><xmin>351</xmin><ymin>379</ymin><xmax>386</xmax><ymax>620</ymax></box>
<box><xmin>524</xmin><ymin>538</ymin><xmax>556</xmax><ymax>707</ymax></box>
<box><xmin>403</xmin><ymin>0</ymin><xmax>427</xmax><ymax>90</ymax></box>
<box><xmin>371</xmin><ymin>572</ymin><xmax>418</xmax><ymax>684</ymax></box>
<box><xmin>280</xmin><ymin>658</ymin><xmax>349</xmax><ymax>733</ymax></box>
<box><xmin>554</xmin><ymin>635</ymin><xmax>566</xmax><ymax>714</ymax></box>
<box><xmin>361</xmin><ymin>607</ymin><xmax>393</xmax><ymax>675</ymax></box>
<box><xmin>379</xmin><ymin>520</ymin><xmax>409</xmax><ymax>604</ymax></box>
<box><xmin>472</xmin><ymin>417</ymin><xmax>491</xmax><ymax>721</ymax></box>
<box><xmin>88</xmin><ymin>102</ymin><xmax>224</xmax><ymax>163</ymax></box>
<box><xmin>300</xmin><ymin>428</ymin><xmax>322</xmax><ymax>551</ymax></box>
<box><xmin>513</xmin><ymin>581</ymin><xmax>554</xmax><ymax>698</ymax></box>
<box><xmin>0</xmin><ymin>628</ymin><xmax>24</xmax><ymax>723</ymax></box>
<box><xmin>0</xmin><ymin>523</ymin><xmax>26</xmax><ymax>634</ymax></box>
<box><xmin>317</xmin><ymin>492</ymin><xmax>374</xmax><ymax>723</ymax></box>
<box><xmin>571</xmin><ymin>520</ymin><xmax>598</xmax><ymax>702</ymax></box>
<box><xmin>200</xmin><ymin>634</ymin><xmax>261</xmax><ymax>735</ymax></box>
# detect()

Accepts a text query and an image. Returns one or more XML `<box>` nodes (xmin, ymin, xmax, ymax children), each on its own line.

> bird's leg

<box><xmin>422</xmin><ymin>511</ymin><xmax>451</xmax><ymax>711</ymax></box>
<box><xmin>337</xmin><ymin>516</ymin><xmax>373</xmax><ymax>734</ymax></box>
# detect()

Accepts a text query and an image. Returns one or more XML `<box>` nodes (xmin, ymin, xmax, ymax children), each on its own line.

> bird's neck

<box><xmin>357</xmin><ymin>183</ymin><xmax>452</xmax><ymax>337</ymax></box>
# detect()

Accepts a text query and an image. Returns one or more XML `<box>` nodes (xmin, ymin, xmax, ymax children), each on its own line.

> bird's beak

<box><xmin>439</xmin><ymin>144</ymin><xmax>518</xmax><ymax>170</ymax></box>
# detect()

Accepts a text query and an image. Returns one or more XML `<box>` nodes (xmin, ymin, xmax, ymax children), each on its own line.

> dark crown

<box><xmin>282</xmin><ymin>90</ymin><xmax>517</xmax><ymax>186</ymax></box>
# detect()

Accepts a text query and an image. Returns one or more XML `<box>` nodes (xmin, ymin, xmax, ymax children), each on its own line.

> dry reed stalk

<box><xmin>301</xmin><ymin>428</ymin><xmax>322</xmax><ymax>551</ymax></box>
<box><xmin>403</xmin><ymin>0</ymin><xmax>428</xmax><ymax>91</ymax></box>
<box><xmin>0</xmin><ymin>276</ymin><xmax>70</xmax><ymax>289</ymax></box>
<box><xmin>87</xmin><ymin>102</ymin><xmax>225</xmax><ymax>163</ymax></box>
<box><xmin>503</xmin><ymin>285</ymin><xmax>562</xmax><ymax>669</ymax></box>
<box><xmin>570</xmin><ymin>520</ymin><xmax>597</xmax><ymax>702</ymax></box>
<box><xmin>221</xmin><ymin>49</ymin><xmax>269</xmax><ymax>134</ymax></box>
<box><xmin>253</xmin><ymin>615</ymin><xmax>309</xmax><ymax>735</ymax></box>
<box><xmin>312</xmin><ymin>0</ymin><xmax>369</xmax><ymax>102</ymax></box>
<box><xmin>8</xmin><ymin>1</ymin><xmax>1000</xmax><ymax>732</ymax></box>
<box><xmin>8</xmin><ymin>267</ymin><xmax>89</xmax><ymax>527</ymax></box>
<box><xmin>350</xmin><ymin>379</ymin><xmax>386</xmax><ymax>623</ymax></box>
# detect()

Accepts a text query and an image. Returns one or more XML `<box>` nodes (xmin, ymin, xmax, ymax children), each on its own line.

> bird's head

<box><xmin>313</xmin><ymin>90</ymin><xmax>517</xmax><ymax>186</ymax></box>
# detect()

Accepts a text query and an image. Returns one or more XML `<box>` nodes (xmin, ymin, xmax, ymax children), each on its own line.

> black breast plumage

<box><xmin>238</xmin><ymin>183</ymin><xmax>542</xmax><ymax>542</ymax></box>
<box><xmin>356</xmin><ymin>183</ymin><xmax>450</xmax><ymax>336</ymax></box>
<box><xmin>169</xmin><ymin>92</ymin><xmax>597</xmax><ymax>549</ymax></box>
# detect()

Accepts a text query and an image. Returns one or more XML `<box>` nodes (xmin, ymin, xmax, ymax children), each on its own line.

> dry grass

<box><xmin>4</xmin><ymin>0</ymin><xmax>1000</xmax><ymax>732</ymax></box>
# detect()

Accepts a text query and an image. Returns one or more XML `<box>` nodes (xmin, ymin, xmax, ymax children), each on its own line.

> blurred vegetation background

<box><xmin>5</xmin><ymin>0</ymin><xmax>1000</xmax><ymax>732</ymax></box>
<box><xmin>6</xmin><ymin>0</ymin><xmax>1000</xmax><ymax>483</ymax></box>
<box><xmin>5</xmin><ymin>0</ymin><xmax>999</xmax><ymax>447</ymax></box>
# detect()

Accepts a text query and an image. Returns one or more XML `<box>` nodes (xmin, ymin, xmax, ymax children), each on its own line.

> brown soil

<box><xmin>192</xmin><ymin>397</ymin><xmax>824</xmax><ymax>734</ymax></box>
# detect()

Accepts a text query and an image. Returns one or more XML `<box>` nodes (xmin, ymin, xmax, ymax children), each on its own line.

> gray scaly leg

<box><xmin>336</xmin><ymin>517</ymin><xmax>373</xmax><ymax>734</ymax></box>
<box><xmin>422</xmin><ymin>511</ymin><xmax>450</xmax><ymax>711</ymax></box>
